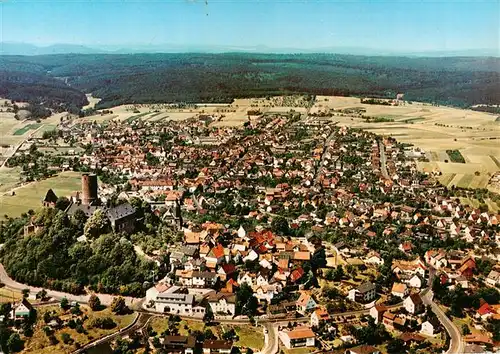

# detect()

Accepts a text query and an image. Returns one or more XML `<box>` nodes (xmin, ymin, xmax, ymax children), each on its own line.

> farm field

<box><xmin>13</xmin><ymin>123</ymin><xmax>42</xmax><ymax>136</ymax></box>
<box><xmin>0</xmin><ymin>171</ymin><xmax>82</xmax><ymax>218</ymax></box>
<box><xmin>313</xmin><ymin>96</ymin><xmax>500</xmax><ymax>191</ymax></box>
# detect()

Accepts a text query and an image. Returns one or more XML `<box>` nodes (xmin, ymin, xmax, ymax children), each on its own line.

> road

<box><xmin>314</xmin><ymin>129</ymin><xmax>336</xmax><ymax>185</ymax></box>
<box><xmin>72</xmin><ymin>313</ymin><xmax>153</xmax><ymax>354</ymax></box>
<box><xmin>0</xmin><ymin>264</ymin><xmax>141</xmax><ymax>307</ymax></box>
<box><xmin>422</xmin><ymin>291</ymin><xmax>464</xmax><ymax>354</ymax></box>
<box><xmin>0</xmin><ymin>124</ymin><xmax>44</xmax><ymax>168</ymax></box>
<box><xmin>260</xmin><ymin>324</ymin><xmax>278</xmax><ymax>354</ymax></box>
<box><xmin>378</xmin><ymin>140</ymin><xmax>390</xmax><ymax>179</ymax></box>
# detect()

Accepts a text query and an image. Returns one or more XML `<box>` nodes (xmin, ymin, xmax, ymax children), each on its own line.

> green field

<box><xmin>13</xmin><ymin>123</ymin><xmax>42</xmax><ymax>136</ymax></box>
<box><xmin>438</xmin><ymin>173</ymin><xmax>456</xmax><ymax>187</ymax></box>
<box><xmin>457</xmin><ymin>174</ymin><xmax>474</xmax><ymax>188</ymax></box>
<box><xmin>0</xmin><ymin>171</ymin><xmax>82</xmax><ymax>218</ymax></box>
<box><xmin>0</xmin><ymin>167</ymin><xmax>22</xmax><ymax>193</ymax></box>
<box><xmin>125</xmin><ymin>112</ymin><xmax>150</xmax><ymax>123</ymax></box>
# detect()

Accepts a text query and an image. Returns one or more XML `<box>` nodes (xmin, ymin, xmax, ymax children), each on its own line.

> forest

<box><xmin>0</xmin><ymin>201</ymin><xmax>166</xmax><ymax>297</ymax></box>
<box><xmin>1</xmin><ymin>53</ymin><xmax>499</xmax><ymax>111</ymax></box>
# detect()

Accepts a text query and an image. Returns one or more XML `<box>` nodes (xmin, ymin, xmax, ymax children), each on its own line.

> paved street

<box><xmin>422</xmin><ymin>291</ymin><xmax>465</xmax><ymax>354</ymax></box>
<box><xmin>0</xmin><ymin>264</ymin><xmax>140</xmax><ymax>307</ymax></box>
<box><xmin>260</xmin><ymin>324</ymin><xmax>278</xmax><ymax>354</ymax></box>
<box><xmin>379</xmin><ymin>140</ymin><xmax>390</xmax><ymax>179</ymax></box>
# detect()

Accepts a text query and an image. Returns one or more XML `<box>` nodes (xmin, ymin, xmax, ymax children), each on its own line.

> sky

<box><xmin>1</xmin><ymin>0</ymin><xmax>499</xmax><ymax>52</ymax></box>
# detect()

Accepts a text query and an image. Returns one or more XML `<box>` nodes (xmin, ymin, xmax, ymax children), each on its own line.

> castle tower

<box><xmin>81</xmin><ymin>173</ymin><xmax>98</xmax><ymax>205</ymax></box>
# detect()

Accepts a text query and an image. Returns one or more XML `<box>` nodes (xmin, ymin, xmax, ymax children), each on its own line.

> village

<box><xmin>1</xmin><ymin>104</ymin><xmax>499</xmax><ymax>354</ymax></box>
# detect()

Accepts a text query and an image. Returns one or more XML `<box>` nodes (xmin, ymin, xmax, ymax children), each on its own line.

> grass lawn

<box><xmin>23</xmin><ymin>305</ymin><xmax>136</xmax><ymax>354</ymax></box>
<box><xmin>150</xmin><ymin>319</ymin><xmax>264</xmax><ymax>351</ymax></box>
<box><xmin>0</xmin><ymin>171</ymin><xmax>82</xmax><ymax>218</ymax></box>
<box><xmin>229</xmin><ymin>325</ymin><xmax>265</xmax><ymax>350</ymax></box>
<box><xmin>452</xmin><ymin>315</ymin><xmax>483</xmax><ymax>336</ymax></box>
<box><xmin>282</xmin><ymin>348</ymin><xmax>315</xmax><ymax>354</ymax></box>
<box><xmin>150</xmin><ymin>318</ymin><xmax>205</xmax><ymax>336</ymax></box>
<box><xmin>13</xmin><ymin>124</ymin><xmax>42</xmax><ymax>136</ymax></box>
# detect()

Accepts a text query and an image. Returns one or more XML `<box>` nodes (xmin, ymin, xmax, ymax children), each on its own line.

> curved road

<box><xmin>0</xmin><ymin>264</ymin><xmax>141</xmax><ymax>307</ymax></box>
<box><xmin>73</xmin><ymin>313</ymin><xmax>153</xmax><ymax>354</ymax></box>
<box><xmin>422</xmin><ymin>291</ymin><xmax>464</xmax><ymax>354</ymax></box>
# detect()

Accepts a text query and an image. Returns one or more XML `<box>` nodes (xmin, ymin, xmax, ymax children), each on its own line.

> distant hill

<box><xmin>1</xmin><ymin>42</ymin><xmax>108</xmax><ymax>55</ymax></box>
<box><xmin>1</xmin><ymin>42</ymin><xmax>499</xmax><ymax>57</ymax></box>
<box><xmin>0</xmin><ymin>53</ymin><xmax>499</xmax><ymax>110</ymax></box>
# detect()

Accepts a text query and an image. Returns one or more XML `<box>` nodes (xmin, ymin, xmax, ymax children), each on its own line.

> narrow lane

<box><xmin>379</xmin><ymin>139</ymin><xmax>390</xmax><ymax>179</ymax></box>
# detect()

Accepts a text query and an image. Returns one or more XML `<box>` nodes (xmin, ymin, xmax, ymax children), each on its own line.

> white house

<box><xmin>420</xmin><ymin>319</ymin><xmax>439</xmax><ymax>336</ymax></box>
<box><xmin>391</xmin><ymin>283</ymin><xmax>408</xmax><ymax>298</ymax></box>
<box><xmin>348</xmin><ymin>282</ymin><xmax>376</xmax><ymax>303</ymax></box>
<box><xmin>237</xmin><ymin>272</ymin><xmax>255</xmax><ymax>287</ymax></box>
<box><xmin>403</xmin><ymin>294</ymin><xmax>424</xmax><ymax>315</ymax></box>
<box><xmin>146</xmin><ymin>286</ymin><xmax>205</xmax><ymax>318</ymax></box>
<box><xmin>278</xmin><ymin>327</ymin><xmax>315</xmax><ymax>349</ymax></box>
<box><xmin>12</xmin><ymin>299</ymin><xmax>33</xmax><ymax>319</ymax></box>
<box><xmin>296</xmin><ymin>292</ymin><xmax>317</xmax><ymax>314</ymax></box>
<box><xmin>192</xmin><ymin>271</ymin><xmax>218</xmax><ymax>288</ymax></box>
<box><xmin>311</xmin><ymin>307</ymin><xmax>330</xmax><ymax>327</ymax></box>
<box><xmin>408</xmin><ymin>274</ymin><xmax>423</xmax><ymax>289</ymax></box>
<box><xmin>486</xmin><ymin>270</ymin><xmax>500</xmax><ymax>287</ymax></box>
<box><xmin>207</xmin><ymin>293</ymin><xmax>236</xmax><ymax>316</ymax></box>
<box><xmin>365</xmin><ymin>252</ymin><xmax>384</xmax><ymax>266</ymax></box>
<box><xmin>253</xmin><ymin>284</ymin><xmax>281</xmax><ymax>303</ymax></box>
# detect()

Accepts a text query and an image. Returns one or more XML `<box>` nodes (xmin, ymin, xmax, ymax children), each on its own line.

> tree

<box><xmin>204</xmin><ymin>305</ymin><xmax>214</xmax><ymax>323</ymax></box>
<box><xmin>110</xmin><ymin>296</ymin><xmax>127</xmax><ymax>315</ymax></box>
<box><xmin>22</xmin><ymin>288</ymin><xmax>29</xmax><ymax>298</ymax></box>
<box><xmin>88</xmin><ymin>294</ymin><xmax>101</xmax><ymax>311</ymax></box>
<box><xmin>333</xmin><ymin>266</ymin><xmax>345</xmax><ymax>281</ymax></box>
<box><xmin>71</xmin><ymin>303</ymin><xmax>82</xmax><ymax>316</ymax></box>
<box><xmin>55</xmin><ymin>197</ymin><xmax>71</xmax><ymax>211</ymax></box>
<box><xmin>271</xmin><ymin>216</ymin><xmax>289</xmax><ymax>235</ymax></box>
<box><xmin>7</xmin><ymin>333</ymin><xmax>24</xmax><ymax>353</ymax></box>
<box><xmin>37</xmin><ymin>289</ymin><xmax>48</xmax><ymax>301</ymax></box>
<box><xmin>71</xmin><ymin>208</ymin><xmax>88</xmax><ymax>230</ymax></box>
<box><xmin>60</xmin><ymin>332</ymin><xmax>72</xmax><ymax>344</ymax></box>
<box><xmin>60</xmin><ymin>297</ymin><xmax>69</xmax><ymax>310</ymax></box>
<box><xmin>83</xmin><ymin>209</ymin><xmax>110</xmax><ymax>238</ymax></box>
<box><xmin>462</xmin><ymin>324</ymin><xmax>471</xmax><ymax>335</ymax></box>
<box><xmin>236</xmin><ymin>284</ymin><xmax>258</xmax><ymax>317</ymax></box>
<box><xmin>387</xmin><ymin>338</ymin><xmax>405</xmax><ymax>354</ymax></box>
<box><xmin>0</xmin><ymin>303</ymin><xmax>12</xmax><ymax>317</ymax></box>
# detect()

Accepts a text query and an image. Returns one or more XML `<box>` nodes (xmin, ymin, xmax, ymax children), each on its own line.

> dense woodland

<box><xmin>0</xmin><ymin>200</ymin><xmax>166</xmax><ymax>297</ymax></box>
<box><xmin>1</xmin><ymin>53</ymin><xmax>499</xmax><ymax>111</ymax></box>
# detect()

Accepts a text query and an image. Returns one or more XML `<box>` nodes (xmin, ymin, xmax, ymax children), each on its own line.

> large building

<box><xmin>145</xmin><ymin>284</ymin><xmax>206</xmax><ymax>317</ymax></box>
<box><xmin>64</xmin><ymin>174</ymin><xmax>136</xmax><ymax>234</ymax></box>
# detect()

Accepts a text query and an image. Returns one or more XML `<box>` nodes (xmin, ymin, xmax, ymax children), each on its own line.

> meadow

<box><xmin>0</xmin><ymin>171</ymin><xmax>82</xmax><ymax>218</ymax></box>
